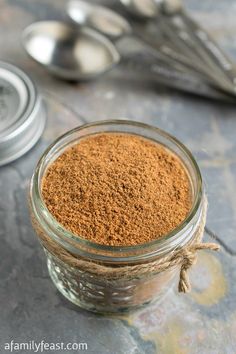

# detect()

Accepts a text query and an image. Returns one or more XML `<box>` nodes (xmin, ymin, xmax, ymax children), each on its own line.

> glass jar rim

<box><xmin>30</xmin><ymin>119</ymin><xmax>203</xmax><ymax>259</ymax></box>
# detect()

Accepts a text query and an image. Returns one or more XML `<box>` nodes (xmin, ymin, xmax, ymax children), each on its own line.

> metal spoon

<box><xmin>67</xmin><ymin>0</ymin><xmax>215</xmax><ymax>81</ymax></box>
<box><xmin>21</xmin><ymin>21</ymin><xmax>235</xmax><ymax>101</ymax></box>
<box><xmin>67</xmin><ymin>0</ymin><xmax>132</xmax><ymax>39</ymax></box>
<box><xmin>22</xmin><ymin>20</ymin><xmax>188</xmax><ymax>82</ymax></box>
<box><xmin>121</xmin><ymin>0</ymin><xmax>236</xmax><ymax>92</ymax></box>
<box><xmin>22</xmin><ymin>21</ymin><xmax>120</xmax><ymax>80</ymax></box>
<box><xmin>120</xmin><ymin>0</ymin><xmax>209</xmax><ymax>61</ymax></box>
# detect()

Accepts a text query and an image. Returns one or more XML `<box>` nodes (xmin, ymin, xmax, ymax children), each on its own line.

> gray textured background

<box><xmin>0</xmin><ymin>0</ymin><xmax>236</xmax><ymax>353</ymax></box>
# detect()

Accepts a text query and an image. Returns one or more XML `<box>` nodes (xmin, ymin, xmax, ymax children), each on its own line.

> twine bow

<box><xmin>178</xmin><ymin>242</ymin><xmax>220</xmax><ymax>293</ymax></box>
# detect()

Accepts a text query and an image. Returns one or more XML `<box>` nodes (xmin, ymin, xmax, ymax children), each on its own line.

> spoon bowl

<box><xmin>68</xmin><ymin>0</ymin><xmax>132</xmax><ymax>39</ymax></box>
<box><xmin>120</xmin><ymin>0</ymin><xmax>182</xmax><ymax>17</ymax></box>
<box><xmin>120</xmin><ymin>0</ymin><xmax>158</xmax><ymax>18</ymax></box>
<box><xmin>22</xmin><ymin>21</ymin><xmax>120</xmax><ymax>80</ymax></box>
<box><xmin>160</xmin><ymin>0</ymin><xmax>183</xmax><ymax>15</ymax></box>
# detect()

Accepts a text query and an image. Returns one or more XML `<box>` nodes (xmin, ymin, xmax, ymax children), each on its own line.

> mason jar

<box><xmin>29</xmin><ymin>120</ymin><xmax>203</xmax><ymax>314</ymax></box>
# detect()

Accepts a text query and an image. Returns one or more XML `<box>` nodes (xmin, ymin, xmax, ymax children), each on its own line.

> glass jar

<box><xmin>29</xmin><ymin>120</ymin><xmax>203</xmax><ymax>314</ymax></box>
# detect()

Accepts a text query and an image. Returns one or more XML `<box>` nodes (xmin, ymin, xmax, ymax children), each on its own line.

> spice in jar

<box><xmin>42</xmin><ymin>133</ymin><xmax>192</xmax><ymax>246</ymax></box>
<box><xmin>30</xmin><ymin>121</ymin><xmax>219</xmax><ymax>314</ymax></box>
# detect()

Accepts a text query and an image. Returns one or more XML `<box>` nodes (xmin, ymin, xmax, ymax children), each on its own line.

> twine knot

<box><xmin>178</xmin><ymin>242</ymin><xmax>220</xmax><ymax>293</ymax></box>
<box><xmin>178</xmin><ymin>249</ymin><xmax>197</xmax><ymax>293</ymax></box>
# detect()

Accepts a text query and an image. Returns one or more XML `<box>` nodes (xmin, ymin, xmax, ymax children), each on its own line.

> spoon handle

<box><xmin>130</xmin><ymin>25</ymin><xmax>235</xmax><ymax>93</ymax></box>
<box><xmin>132</xmin><ymin>21</ymin><xmax>208</xmax><ymax>72</ymax></box>
<box><xmin>121</xmin><ymin>53</ymin><xmax>236</xmax><ymax>101</ymax></box>
<box><xmin>125</xmin><ymin>31</ymin><xmax>200</xmax><ymax>74</ymax></box>
<box><xmin>184</xmin><ymin>13</ymin><xmax>236</xmax><ymax>78</ymax></box>
<box><xmin>170</xmin><ymin>11</ymin><xmax>236</xmax><ymax>90</ymax></box>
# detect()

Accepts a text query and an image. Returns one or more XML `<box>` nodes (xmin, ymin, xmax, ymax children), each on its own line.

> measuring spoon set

<box><xmin>22</xmin><ymin>0</ymin><xmax>236</xmax><ymax>100</ymax></box>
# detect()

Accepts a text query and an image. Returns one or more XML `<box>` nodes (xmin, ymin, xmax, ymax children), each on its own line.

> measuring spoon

<box><xmin>119</xmin><ymin>0</ymin><xmax>210</xmax><ymax>62</ymax></box>
<box><xmin>120</xmin><ymin>0</ymin><xmax>236</xmax><ymax>92</ymax></box>
<box><xmin>22</xmin><ymin>20</ymin><xmax>194</xmax><ymax>81</ymax></box>
<box><xmin>22</xmin><ymin>21</ymin><xmax>120</xmax><ymax>80</ymax></box>
<box><xmin>67</xmin><ymin>0</ymin><xmax>219</xmax><ymax>82</ymax></box>
<box><xmin>22</xmin><ymin>21</ymin><xmax>236</xmax><ymax>101</ymax></box>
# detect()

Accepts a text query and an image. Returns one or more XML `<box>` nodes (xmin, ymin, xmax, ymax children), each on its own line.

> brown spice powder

<box><xmin>42</xmin><ymin>133</ymin><xmax>192</xmax><ymax>246</ymax></box>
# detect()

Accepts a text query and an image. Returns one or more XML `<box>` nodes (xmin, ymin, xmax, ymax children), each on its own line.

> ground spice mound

<box><xmin>42</xmin><ymin>133</ymin><xmax>192</xmax><ymax>246</ymax></box>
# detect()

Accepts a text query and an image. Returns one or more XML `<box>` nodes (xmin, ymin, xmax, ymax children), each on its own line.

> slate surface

<box><xmin>0</xmin><ymin>0</ymin><xmax>236</xmax><ymax>353</ymax></box>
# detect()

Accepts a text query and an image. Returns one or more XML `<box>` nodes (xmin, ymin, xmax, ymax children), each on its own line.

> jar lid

<box><xmin>0</xmin><ymin>61</ymin><xmax>46</xmax><ymax>166</ymax></box>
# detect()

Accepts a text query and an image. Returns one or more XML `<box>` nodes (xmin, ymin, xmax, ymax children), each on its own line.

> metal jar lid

<box><xmin>0</xmin><ymin>61</ymin><xmax>46</xmax><ymax>166</ymax></box>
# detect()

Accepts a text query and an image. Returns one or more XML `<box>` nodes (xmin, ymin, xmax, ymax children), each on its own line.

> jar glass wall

<box><xmin>29</xmin><ymin>120</ymin><xmax>203</xmax><ymax>314</ymax></box>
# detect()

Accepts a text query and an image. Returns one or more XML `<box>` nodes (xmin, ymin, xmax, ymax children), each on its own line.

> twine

<box><xmin>34</xmin><ymin>195</ymin><xmax>220</xmax><ymax>293</ymax></box>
